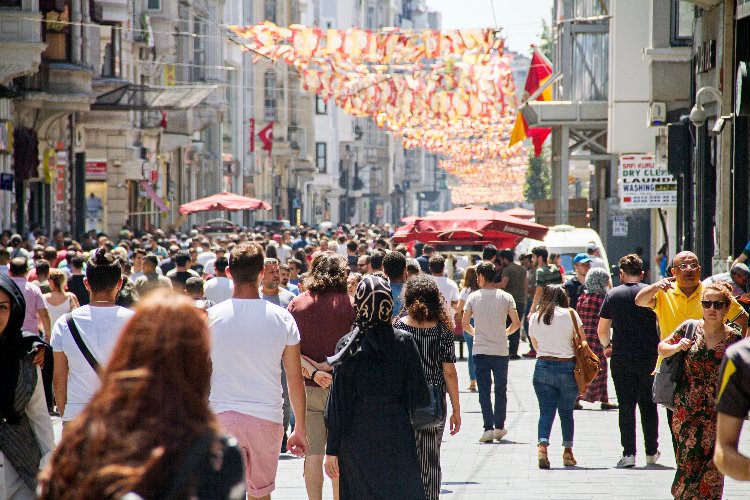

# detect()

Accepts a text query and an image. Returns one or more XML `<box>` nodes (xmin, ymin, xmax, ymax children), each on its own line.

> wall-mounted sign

<box><xmin>619</xmin><ymin>154</ymin><xmax>677</xmax><ymax>209</ymax></box>
<box><xmin>85</xmin><ymin>159</ymin><xmax>108</xmax><ymax>180</ymax></box>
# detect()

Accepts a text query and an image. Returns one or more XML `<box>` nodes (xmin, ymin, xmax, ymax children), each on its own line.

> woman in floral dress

<box><xmin>575</xmin><ymin>268</ymin><xmax>617</xmax><ymax>409</ymax></box>
<box><xmin>658</xmin><ymin>282</ymin><xmax>742</xmax><ymax>499</ymax></box>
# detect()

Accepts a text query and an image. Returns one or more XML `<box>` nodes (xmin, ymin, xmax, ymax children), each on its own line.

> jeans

<box><xmin>533</xmin><ymin>360</ymin><xmax>578</xmax><ymax>447</ymax></box>
<box><xmin>611</xmin><ymin>356</ymin><xmax>659</xmax><ymax>457</ymax></box>
<box><xmin>507</xmin><ymin>301</ymin><xmax>525</xmax><ymax>356</ymax></box>
<box><xmin>523</xmin><ymin>302</ymin><xmax>533</xmax><ymax>348</ymax></box>
<box><xmin>463</xmin><ymin>332</ymin><xmax>476</xmax><ymax>380</ymax></box>
<box><xmin>474</xmin><ymin>354</ymin><xmax>509</xmax><ymax>431</ymax></box>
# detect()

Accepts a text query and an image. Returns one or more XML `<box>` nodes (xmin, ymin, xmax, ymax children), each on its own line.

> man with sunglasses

<box><xmin>635</xmin><ymin>251</ymin><xmax>748</xmax><ymax>452</ymax></box>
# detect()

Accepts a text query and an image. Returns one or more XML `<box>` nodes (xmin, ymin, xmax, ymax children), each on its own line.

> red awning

<box><xmin>392</xmin><ymin>205</ymin><xmax>548</xmax><ymax>248</ymax></box>
<box><xmin>179</xmin><ymin>191</ymin><xmax>271</xmax><ymax>215</ymax></box>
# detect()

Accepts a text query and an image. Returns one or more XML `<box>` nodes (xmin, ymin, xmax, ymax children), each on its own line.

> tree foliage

<box><xmin>539</xmin><ymin>19</ymin><xmax>553</xmax><ymax>62</ymax></box>
<box><xmin>524</xmin><ymin>146</ymin><xmax>551</xmax><ymax>203</ymax></box>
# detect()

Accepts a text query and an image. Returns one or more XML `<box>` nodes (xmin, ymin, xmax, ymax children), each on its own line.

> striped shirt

<box><xmin>394</xmin><ymin>320</ymin><xmax>456</xmax><ymax>391</ymax></box>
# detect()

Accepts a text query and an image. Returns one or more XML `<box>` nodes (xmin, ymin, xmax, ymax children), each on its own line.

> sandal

<box><xmin>468</xmin><ymin>380</ymin><xmax>477</xmax><ymax>392</ymax></box>
<box><xmin>538</xmin><ymin>444</ymin><xmax>550</xmax><ymax>469</ymax></box>
<box><xmin>563</xmin><ymin>449</ymin><xmax>577</xmax><ymax>467</ymax></box>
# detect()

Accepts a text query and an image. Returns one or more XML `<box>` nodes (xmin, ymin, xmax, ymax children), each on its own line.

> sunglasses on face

<box><xmin>676</xmin><ymin>262</ymin><xmax>699</xmax><ymax>271</ymax></box>
<box><xmin>701</xmin><ymin>300</ymin><xmax>727</xmax><ymax>310</ymax></box>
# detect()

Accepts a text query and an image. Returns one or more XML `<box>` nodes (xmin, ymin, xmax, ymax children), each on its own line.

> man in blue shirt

<box><xmin>383</xmin><ymin>251</ymin><xmax>407</xmax><ymax>319</ymax></box>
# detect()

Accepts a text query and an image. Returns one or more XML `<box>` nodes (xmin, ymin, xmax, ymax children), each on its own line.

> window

<box><xmin>41</xmin><ymin>0</ymin><xmax>71</xmax><ymax>62</ymax></box>
<box><xmin>192</xmin><ymin>18</ymin><xmax>206</xmax><ymax>80</ymax></box>
<box><xmin>264</xmin><ymin>0</ymin><xmax>276</xmax><ymax>23</ymax></box>
<box><xmin>147</xmin><ymin>0</ymin><xmax>160</xmax><ymax>10</ymax></box>
<box><xmin>315</xmin><ymin>95</ymin><xmax>327</xmax><ymax>114</ymax></box>
<box><xmin>264</xmin><ymin>70</ymin><xmax>277</xmax><ymax>121</ymax></box>
<box><xmin>316</xmin><ymin>142</ymin><xmax>327</xmax><ymax>172</ymax></box>
<box><xmin>99</xmin><ymin>25</ymin><xmax>121</xmax><ymax>78</ymax></box>
<box><xmin>671</xmin><ymin>0</ymin><xmax>694</xmax><ymax>47</ymax></box>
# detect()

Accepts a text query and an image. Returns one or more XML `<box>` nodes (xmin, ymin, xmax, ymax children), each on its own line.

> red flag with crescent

<box><xmin>258</xmin><ymin>122</ymin><xmax>273</xmax><ymax>157</ymax></box>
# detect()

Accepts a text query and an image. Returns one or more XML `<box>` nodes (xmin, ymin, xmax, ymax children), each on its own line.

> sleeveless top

<box><xmin>44</xmin><ymin>296</ymin><xmax>72</xmax><ymax>326</ymax></box>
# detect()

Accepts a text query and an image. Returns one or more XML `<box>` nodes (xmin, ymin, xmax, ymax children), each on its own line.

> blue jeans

<box><xmin>463</xmin><ymin>332</ymin><xmax>476</xmax><ymax>380</ymax></box>
<box><xmin>533</xmin><ymin>360</ymin><xmax>578</xmax><ymax>447</ymax></box>
<box><xmin>474</xmin><ymin>354</ymin><xmax>509</xmax><ymax>431</ymax></box>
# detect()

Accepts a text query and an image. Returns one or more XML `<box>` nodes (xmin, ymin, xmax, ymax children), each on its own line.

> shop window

<box><xmin>316</xmin><ymin>142</ymin><xmax>327</xmax><ymax>173</ymax></box>
<box><xmin>671</xmin><ymin>0</ymin><xmax>694</xmax><ymax>47</ymax></box>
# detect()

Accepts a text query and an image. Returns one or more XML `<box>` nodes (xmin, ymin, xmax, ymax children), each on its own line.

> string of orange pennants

<box><xmin>228</xmin><ymin>22</ymin><xmax>530</xmax><ymax>204</ymax></box>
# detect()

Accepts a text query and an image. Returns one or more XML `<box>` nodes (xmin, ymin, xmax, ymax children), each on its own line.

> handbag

<box><xmin>410</xmin><ymin>383</ymin><xmax>446</xmax><ymax>430</ymax></box>
<box><xmin>569</xmin><ymin>309</ymin><xmax>601</xmax><ymax>396</ymax></box>
<box><xmin>652</xmin><ymin>320</ymin><xmax>698</xmax><ymax>409</ymax></box>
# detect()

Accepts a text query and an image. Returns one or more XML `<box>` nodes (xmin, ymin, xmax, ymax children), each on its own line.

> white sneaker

<box><xmin>493</xmin><ymin>428</ymin><xmax>508</xmax><ymax>441</ymax></box>
<box><xmin>646</xmin><ymin>450</ymin><xmax>661</xmax><ymax>465</ymax></box>
<box><xmin>479</xmin><ymin>430</ymin><xmax>494</xmax><ymax>443</ymax></box>
<box><xmin>616</xmin><ymin>455</ymin><xmax>636</xmax><ymax>468</ymax></box>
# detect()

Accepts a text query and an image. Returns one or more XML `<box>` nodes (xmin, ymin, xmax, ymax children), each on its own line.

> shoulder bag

<box><xmin>569</xmin><ymin>308</ymin><xmax>601</xmax><ymax>395</ymax></box>
<box><xmin>410</xmin><ymin>383</ymin><xmax>446</xmax><ymax>430</ymax></box>
<box><xmin>66</xmin><ymin>313</ymin><xmax>101</xmax><ymax>376</ymax></box>
<box><xmin>652</xmin><ymin>320</ymin><xmax>698</xmax><ymax>409</ymax></box>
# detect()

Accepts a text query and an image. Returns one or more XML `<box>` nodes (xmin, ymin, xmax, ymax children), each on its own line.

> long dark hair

<box><xmin>536</xmin><ymin>285</ymin><xmax>569</xmax><ymax>326</ymax></box>
<box><xmin>403</xmin><ymin>275</ymin><xmax>454</xmax><ymax>330</ymax></box>
<box><xmin>39</xmin><ymin>291</ymin><xmax>216</xmax><ymax>499</ymax></box>
<box><xmin>461</xmin><ymin>266</ymin><xmax>479</xmax><ymax>292</ymax></box>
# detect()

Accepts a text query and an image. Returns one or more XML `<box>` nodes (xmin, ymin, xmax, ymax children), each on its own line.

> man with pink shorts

<box><xmin>209</xmin><ymin>242</ymin><xmax>308</xmax><ymax>499</ymax></box>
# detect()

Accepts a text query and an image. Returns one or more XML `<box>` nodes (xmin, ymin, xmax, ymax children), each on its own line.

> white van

<box><xmin>515</xmin><ymin>225</ymin><xmax>610</xmax><ymax>279</ymax></box>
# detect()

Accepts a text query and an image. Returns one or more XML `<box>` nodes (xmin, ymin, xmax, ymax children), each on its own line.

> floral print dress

<box><xmin>665</xmin><ymin>322</ymin><xmax>742</xmax><ymax>500</ymax></box>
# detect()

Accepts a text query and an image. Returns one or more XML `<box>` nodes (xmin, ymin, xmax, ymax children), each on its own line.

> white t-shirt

<box><xmin>208</xmin><ymin>298</ymin><xmax>300</xmax><ymax>423</ymax></box>
<box><xmin>277</xmin><ymin>244</ymin><xmax>292</xmax><ymax>264</ymax></box>
<box><xmin>197</xmin><ymin>251</ymin><xmax>216</xmax><ymax>268</ymax></box>
<box><xmin>528</xmin><ymin>306</ymin><xmax>581</xmax><ymax>358</ymax></box>
<box><xmin>204</xmin><ymin>276</ymin><xmax>234</xmax><ymax>304</ymax></box>
<box><xmin>433</xmin><ymin>275</ymin><xmax>460</xmax><ymax>306</ymax></box>
<box><xmin>50</xmin><ymin>305</ymin><xmax>135</xmax><ymax>421</ymax></box>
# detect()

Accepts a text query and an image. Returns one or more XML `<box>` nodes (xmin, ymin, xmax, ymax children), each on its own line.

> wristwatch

<box><xmin>311</xmin><ymin>369</ymin><xmax>319</xmax><ymax>379</ymax></box>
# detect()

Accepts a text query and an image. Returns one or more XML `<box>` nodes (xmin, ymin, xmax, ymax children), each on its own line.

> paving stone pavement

<box><xmin>52</xmin><ymin>342</ymin><xmax>750</xmax><ymax>499</ymax></box>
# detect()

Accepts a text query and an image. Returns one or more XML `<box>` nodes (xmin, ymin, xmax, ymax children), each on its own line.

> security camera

<box><xmin>689</xmin><ymin>104</ymin><xmax>707</xmax><ymax>127</ymax></box>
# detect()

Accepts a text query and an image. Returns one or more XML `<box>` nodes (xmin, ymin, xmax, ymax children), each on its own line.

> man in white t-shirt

<box><xmin>203</xmin><ymin>256</ymin><xmax>233</xmax><ymax>304</ymax></box>
<box><xmin>428</xmin><ymin>254</ymin><xmax>460</xmax><ymax>315</ymax></box>
<box><xmin>208</xmin><ymin>242</ymin><xmax>308</xmax><ymax>499</ymax></box>
<box><xmin>462</xmin><ymin>262</ymin><xmax>521</xmax><ymax>444</ymax></box>
<box><xmin>51</xmin><ymin>253</ymin><xmax>134</xmax><ymax>426</ymax></box>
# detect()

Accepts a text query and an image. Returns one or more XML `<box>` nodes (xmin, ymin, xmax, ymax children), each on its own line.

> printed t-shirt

<box><xmin>208</xmin><ymin>299</ymin><xmax>300</xmax><ymax>423</ymax></box>
<box><xmin>716</xmin><ymin>337</ymin><xmax>750</xmax><ymax>418</ymax></box>
<box><xmin>50</xmin><ymin>305</ymin><xmax>135</xmax><ymax>421</ymax></box>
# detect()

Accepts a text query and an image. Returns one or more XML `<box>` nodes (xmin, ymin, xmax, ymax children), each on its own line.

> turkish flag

<box><xmin>248</xmin><ymin>118</ymin><xmax>255</xmax><ymax>153</ymax></box>
<box><xmin>258</xmin><ymin>122</ymin><xmax>273</xmax><ymax>158</ymax></box>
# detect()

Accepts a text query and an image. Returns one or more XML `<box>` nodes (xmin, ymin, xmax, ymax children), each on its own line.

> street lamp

<box><xmin>689</xmin><ymin>86</ymin><xmax>722</xmax><ymax>127</ymax></box>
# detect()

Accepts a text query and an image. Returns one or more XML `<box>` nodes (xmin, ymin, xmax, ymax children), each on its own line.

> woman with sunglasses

<box><xmin>658</xmin><ymin>282</ymin><xmax>742</xmax><ymax>499</ymax></box>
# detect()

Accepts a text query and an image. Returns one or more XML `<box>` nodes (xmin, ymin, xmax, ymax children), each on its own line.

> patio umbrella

<box><xmin>392</xmin><ymin>205</ymin><xmax>548</xmax><ymax>248</ymax></box>
<box><xmin>179</xmin><ymin>192</ymin><xmax>271</xmax><ymax>215</ymax></box>
<box><xmin>499</xmin><ymin>207</ymin><xmax>535</xmax><ymax>219</ymax></box>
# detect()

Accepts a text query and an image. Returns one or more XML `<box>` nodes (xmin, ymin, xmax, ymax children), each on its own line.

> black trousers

<box><xmin>610</xmin><ymin>356</ymin><xmax>659</xmax><ymax>457</ymax></box>
<box><xmin>507</xmin><ymin>302</ymin><xmax>525</xmax><ymax>357</ymax></box>
<box><xmin>42</xmin><ymin>346</ymin><xmax>55</xmax><ymax>410</ymax></box>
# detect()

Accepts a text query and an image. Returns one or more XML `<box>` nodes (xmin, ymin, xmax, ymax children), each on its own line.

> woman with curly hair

<box><xmin>39</xmin><ymin>291</ymin><xmax>245</xmax><ymax>499</ymax></box>
<box><xmin>288</xmin><ymin>252</ymin><xmax>356</xmax><ymax>500</ymax></box>
<box><xmin>658</xmin><ymin>282</ymin><xmax>742</xmax><ymax>499</ymax></box>
<box><xmin>575</xmin><ymin>268</ymin><xmax>617</xmax><ymax>410</ymax></box>
<box><xmin>394</xmin><ymin>275</ymin><xmax>460</xmax><ymax>500</ymax></box>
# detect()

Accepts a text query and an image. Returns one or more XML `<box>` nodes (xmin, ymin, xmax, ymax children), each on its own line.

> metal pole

<box><xmin>557</xmin><ymin>125</ymin><xmax>570</xmax><ymax>225</ymax></box>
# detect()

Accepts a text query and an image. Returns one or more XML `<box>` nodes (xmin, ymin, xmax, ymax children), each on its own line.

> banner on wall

<box><xmin>85</xmin><ymin>159</ymin><xmax>108</xmax><ymax>180</ymax></box>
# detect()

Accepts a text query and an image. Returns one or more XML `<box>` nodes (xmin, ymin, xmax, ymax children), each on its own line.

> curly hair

<box><xmin>39</xmin><ymin>291</ymin><xmax>215</xmax><ymax>499</ymax></box>
<box><xmin>403</xmin><ymin>275</ymin><xmax>454</xmax><ymax>330</ymax></box>
<box><xmin>703</xmin><ymin>281</ymin><xmax>733</xmax><ymax>306</ymax></box>
<box><xmin>304</xmin><ymin>252</ymin><xmax>349</xmax><ymax>293</ymax></box>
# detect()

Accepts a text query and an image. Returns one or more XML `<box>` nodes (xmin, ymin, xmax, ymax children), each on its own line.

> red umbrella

<box><xmin>499</xmin><ymin>207</ymin><xmax>535</xmax><ymax>219</ymax></box>
<box><xmin>179</xmin><ymin>192</ymin><xmax>271</xmax><ymax>215</ymax></box>
<box><xmin>393</xmin><ymin>205</ymin><xmax>547</xmax><ymax>248</ymax></box>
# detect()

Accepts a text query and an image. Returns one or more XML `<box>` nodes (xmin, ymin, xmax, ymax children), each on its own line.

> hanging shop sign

<box><xmin>619</xmin><ymin>154</ymin><xmax>677</xmax><ymax>209</ymax></box>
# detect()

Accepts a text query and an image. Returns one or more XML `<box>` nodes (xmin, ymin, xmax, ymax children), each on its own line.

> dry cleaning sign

<box><xmin>619</xmin><ymin>154</ymin><xmax>677</xmax><ymax>209</ymax></box>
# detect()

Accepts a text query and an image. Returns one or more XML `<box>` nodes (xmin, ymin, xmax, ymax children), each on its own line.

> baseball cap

<box><xmin>573</xmin><ymin>253</ymin><xmax>592</xmax><ymax>264</ymax></box>
<box><xmin>586</xmin><ymin>243</ymin><xmax>598</xmax><ymax>252</ymax></box>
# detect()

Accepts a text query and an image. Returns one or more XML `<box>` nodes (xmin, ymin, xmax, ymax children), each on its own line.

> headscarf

<box><xmin>584</xmin><ymin>267</ymin><xmax>610</xmax><ymax>296</ymax></box>
<box><xmin>0</xmin><ymin>273</ymin><xmax>32</xmax><ymax>423</ymax></box>
<box><xmin>327</xmin><ymin>275</ymin><xmax>394</xmax><ymax>367</ymax></box>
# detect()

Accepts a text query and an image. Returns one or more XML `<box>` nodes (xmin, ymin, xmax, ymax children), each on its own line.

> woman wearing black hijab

<box><xmin>323</xmin><ymin>275</ymin><xmax>430</xmax><ymax>499</ymax></box>
<box><xmin>0</xmin><ymin>274</ymin><xmax>55</xmax><ymax>499</ymax></box>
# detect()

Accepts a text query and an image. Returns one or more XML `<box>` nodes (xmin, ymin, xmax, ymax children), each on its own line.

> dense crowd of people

<box><xmin>0</xmin><ymin>224</ymin><xmax>749</xmax><ymax>499</ymax></box>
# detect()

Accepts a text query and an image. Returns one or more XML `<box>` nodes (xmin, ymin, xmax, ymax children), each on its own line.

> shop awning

<box><xmin>92</xmin><ymin>84</ymin><xmax>217</xmax><ymax>111</ymax></box>
<box><xmin>139</xmin><ymin>180</ymin><xmax>168</xmax><ymax>212</ymax></box>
